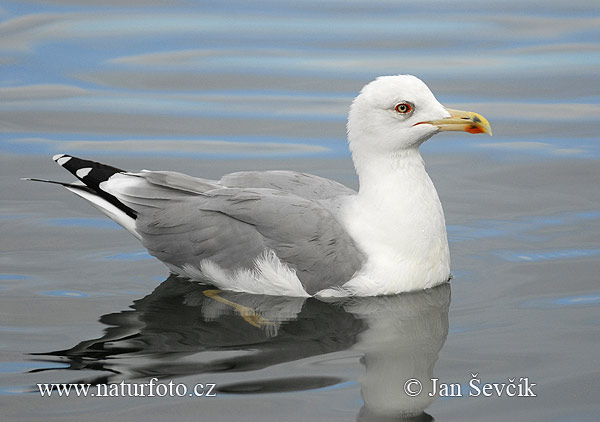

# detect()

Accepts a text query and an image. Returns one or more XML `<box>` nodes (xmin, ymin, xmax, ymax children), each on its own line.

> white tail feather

<box><xmin>65</xmin><ymin>187</ymin><xmax>141</xmax><ymax>241</ymax></box>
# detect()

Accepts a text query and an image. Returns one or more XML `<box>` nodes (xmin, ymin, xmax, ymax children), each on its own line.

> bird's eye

<box><xmin>394</xmin><ymin>103</ymin><xmax>412</xmax><ymax>114</ymax></box>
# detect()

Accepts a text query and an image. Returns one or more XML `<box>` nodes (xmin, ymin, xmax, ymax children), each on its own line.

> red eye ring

<box><xmin>394</xmin><ymin>103</ymin><xmax>412</xmax><ymax>114</ymax></box>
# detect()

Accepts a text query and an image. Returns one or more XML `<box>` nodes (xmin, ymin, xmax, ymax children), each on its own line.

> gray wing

<box><xmin>220</xmin><ymin>171</ymin><xmax>356</xmax><ymax>200</ymax></box>
<box><xmin>126</xmin><ymin>169</ymin><xmax>355</xmax><ymax>199</ymax></box>
<box><xmin>135</xmin><ymin>170</ymin><xmax>220</xmax><ymax>193</ymax></box>
<box><xmin>102</xmin><ymin>172</ymin><xmax>364</xmax><ymax>295</ymax></box>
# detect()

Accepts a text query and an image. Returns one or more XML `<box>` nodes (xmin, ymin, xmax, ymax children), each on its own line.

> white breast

<box><xmin>325</xmin><ymin>153</ymin><xmax>451</xmax><ymax>297</ymax></box>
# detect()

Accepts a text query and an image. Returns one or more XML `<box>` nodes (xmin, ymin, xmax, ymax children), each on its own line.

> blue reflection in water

<box><xmin>555</xmin><ymin>295</ymin><xmax>600</xmax><ymax>306</ymax></box>
<box><xmin>495</xmin><ymin>248</ymin><xmax>600</xmax><ymax>263</ymax></box>
<box><xmin>448</xmin><ymin>210</ymin><xmax>600</xmax><ymax>243</ymax></box>
<box><xmin>41</xmin><ymin>290</ymin><xmax>89</xmax><ymax>298</ymax></box>
<box><xmin>521</xmin><ymin>294</ymin><xmax>600</xmax><ymax>309</ymax></box>
<box><xmin>0</xmin><ymin>274</ymin><xmax>29</xmax><ymax>280</ymax></box>
<box><xmin>47</xmin><ymin>218</ymin><xmax>121</xmax><ymax>230</ymax></box>
<box><xmin>103</xmin><ymin>251</ymin><xmax>153</xmax><ymax>261</ymax></box>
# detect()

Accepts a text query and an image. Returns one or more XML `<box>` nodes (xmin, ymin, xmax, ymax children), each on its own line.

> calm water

<box><xmin>1</xmin><ymin>1</ymin><xmax>599</xmax><ymax>421</ymax></box>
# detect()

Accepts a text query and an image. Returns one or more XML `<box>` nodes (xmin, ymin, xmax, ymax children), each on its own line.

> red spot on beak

<box><xmin>466</xmin><ymin>125</ymin><xmax>484</xmax><ymax>134</ymax></box>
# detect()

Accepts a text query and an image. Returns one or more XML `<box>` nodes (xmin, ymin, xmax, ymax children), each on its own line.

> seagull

<box><xmin>27</xmin><ymin>75</ymin><xmax>491</xmax><ymax>297</ymax></box>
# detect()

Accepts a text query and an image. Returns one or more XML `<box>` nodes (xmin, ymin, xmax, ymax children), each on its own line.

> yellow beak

<box><xmin>419</xmin><ymin>108</ymin><xmax>492</xmax><ymax>135</ymax></box>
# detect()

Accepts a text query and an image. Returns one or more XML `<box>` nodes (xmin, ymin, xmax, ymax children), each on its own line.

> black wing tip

<box><xmin>49</xmin><ymin>153</ymin><xmax>138</xmax><ymax>219</ymax></box>
<box><xmin>51</xmin><ymin>153</ymin><xmax>125</xmax><ymax>182</ymax></box>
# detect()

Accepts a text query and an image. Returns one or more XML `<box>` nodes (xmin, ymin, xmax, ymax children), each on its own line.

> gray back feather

<box><xmin>220</xmin><ymin>171</ymin><xmax>356</xmax><ymax>199</ymax></box>
<box><xmin>103</xmin><ymin>171</ymin><xmax>364</xmax><ymax>294</ymax></box>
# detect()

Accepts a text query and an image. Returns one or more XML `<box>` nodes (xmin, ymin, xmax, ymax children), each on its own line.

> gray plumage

<box><xmin>101</xmin><ymin>169</ymin><xmax>364</xmax><ymax>295</ymax></box>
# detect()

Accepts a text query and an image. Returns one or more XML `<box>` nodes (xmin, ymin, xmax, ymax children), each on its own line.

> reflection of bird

<box><xmin>32</xmin><ymin>275</ymin><xmax>366</xmax><ymax>385</ymax></box>
<box><xmin>27</xmin><ymin>75</ymin><xmax>490</xmax><ymax>297</ymax></box>
<box><xmin>348</xmin><ymin>284</ymin><xmax>450</xmax><ymax>421</ymax></box>
<box><xmin>32</xmin><ymin>275</ymin><xmax>450</xmax><ymax>421</ymax></box>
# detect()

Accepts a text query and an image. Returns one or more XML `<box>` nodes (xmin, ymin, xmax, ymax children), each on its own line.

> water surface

<box><xmin>1</xmin><ymin>1</ymin><xmax>599</xmax><ymax>421</ymax></box>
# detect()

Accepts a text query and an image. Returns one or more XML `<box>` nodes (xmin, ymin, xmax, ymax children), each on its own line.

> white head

<box><xmin>347</xmin><ymin>75</ymin><xmax>491</xmax><ymax>159</ymax></box>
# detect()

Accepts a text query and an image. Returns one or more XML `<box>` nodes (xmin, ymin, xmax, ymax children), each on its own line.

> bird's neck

<box><xmin>354</xmin><ymin>147</ymin><xmax>432</xmax><ymax>203</ymax></box>
<box><xmin>351</xmin><ymin>147</ymin><xmax>444</xmax><ymax>236</ymax></box>
<box><xmin>343</xmin><ymin>146</ymin><xmax>450</xmax><ymax>294</ymax></box>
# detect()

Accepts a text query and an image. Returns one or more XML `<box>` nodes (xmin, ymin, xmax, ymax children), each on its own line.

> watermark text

<box><xmin>403</xmin><ymin>372</ymin><xmax>537</xmax><ymax>398</ymax></box>
<box><xmin>37</xmin><ymin>378</ymin><xmax>217</xmax><ymax>398</ymax></box>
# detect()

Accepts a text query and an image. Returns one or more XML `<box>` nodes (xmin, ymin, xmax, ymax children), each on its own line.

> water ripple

<box><xmin>495</xmin><ymin>248</ymin><xmax>600</xmax><ymax>262</ymax></box>
<box><xmin>521</xmin><ymin>294</ymin><xmax>600</xmax><ymax>309</ymax></box>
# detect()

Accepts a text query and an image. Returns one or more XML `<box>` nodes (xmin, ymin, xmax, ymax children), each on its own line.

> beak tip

<box><xmin>424</xmin><ymin>108</ymin><xmax>492</xmax><ymax>136</ymax></box>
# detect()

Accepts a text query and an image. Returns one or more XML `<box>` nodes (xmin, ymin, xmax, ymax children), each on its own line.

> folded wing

<box><xmin>102</xmin><ymin>171</ymin><xmax>364</xmax><ymax>295</ymax></box>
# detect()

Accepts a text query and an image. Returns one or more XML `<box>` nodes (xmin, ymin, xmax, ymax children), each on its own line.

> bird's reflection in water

<box><xmin>348</xmin><ymin>285</ymin><xmax>450</xmax><ymax>421</ymax></box>
<box><xmin>33</xmin><ymin>275</ymin><xmax>450</xmax><ymax>420</ymax></box>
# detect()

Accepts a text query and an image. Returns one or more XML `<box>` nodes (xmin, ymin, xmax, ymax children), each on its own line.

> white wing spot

<box><xmin>76</xmin><ymin>167</ymin><xmax>92</xmax><ymax>179</ymax></box>
<box><xmin>56</xmin><ymin>156</ymin><xmax>72</xmax><ymax>166</ymax></box>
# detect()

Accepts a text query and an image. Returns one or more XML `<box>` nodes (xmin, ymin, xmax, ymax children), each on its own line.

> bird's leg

<box><xmin>202</xmin><ymin>289</ymin><xmax>276</xmax><ymax>329</ymax></box>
